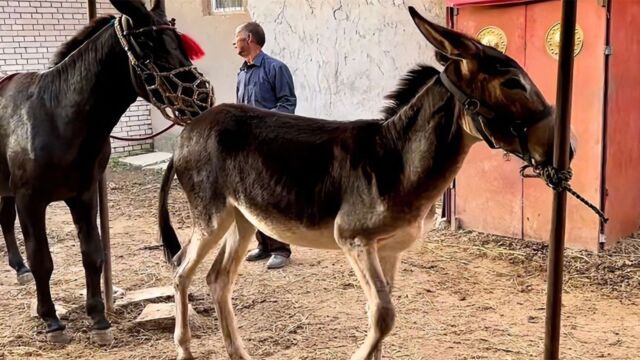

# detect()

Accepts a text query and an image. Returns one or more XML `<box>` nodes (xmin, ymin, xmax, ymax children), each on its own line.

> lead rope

<box><xmin>520</xmin><ymin>165</ymin><xmax>608</xmax><ymax>225</ymax></box>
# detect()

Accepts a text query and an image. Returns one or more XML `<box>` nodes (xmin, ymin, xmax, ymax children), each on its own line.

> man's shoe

<box><xmin>266</xmin><ymin>254</ymin><xmax>290</xmax><ymax>269</ymax></box>
<box><xmin>246</xmin><ymin>248</ymin><xmax>270</xmax><ymax>262</ymax></box>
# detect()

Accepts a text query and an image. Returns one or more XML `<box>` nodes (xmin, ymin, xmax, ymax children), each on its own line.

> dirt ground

<box><xmin>0</xmin><ymin>164</ymin><xmax>638</xmax><ymax>359</ymax></box>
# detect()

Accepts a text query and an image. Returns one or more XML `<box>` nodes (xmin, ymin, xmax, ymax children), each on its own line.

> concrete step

<box><xmin>119</xmin><ymin>152</ymin><xmax>172</xmax><ymax>168</ymax></box>
<box><xmin>135</xmin><ymin>302</ymin><xmax>199</xmax><ymax>329</ymax></box>
<box><xmin>115</xmin><ymin>286</ymin><xmax>173</xmax><ymax>307</ymax></box>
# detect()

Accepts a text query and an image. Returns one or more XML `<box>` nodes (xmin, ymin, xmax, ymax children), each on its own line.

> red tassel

<box><xmin>180</xmin><ymin>33</ymin><xmax>205</xmax><ymax>61</ymax></box>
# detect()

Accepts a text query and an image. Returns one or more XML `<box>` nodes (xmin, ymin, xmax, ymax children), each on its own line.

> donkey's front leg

<box><xmin>1</xmin><ymin>196</ymin><xmax>33</xmax><ymax>284</ymax></box>
<box><xmin>15</xmin><ymin>194</ymin><xmax>69</xmax><ymax>343</ymax></box>
<box><xmin>65</xmin><ymin>189</ymin><xmax>112</xmax><ymax>345</ymax></box>
<box><xmin>372</xmin><ymin>252</ymin><xmax>400</xmax><ymax>360</ymax></box>
<box><xmin>338</xmin><ymin>236</ymin><xmax>396</xmax><ymax>360</ymax></box>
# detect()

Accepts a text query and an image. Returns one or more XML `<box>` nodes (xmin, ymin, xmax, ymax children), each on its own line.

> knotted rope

<box><xmin>520</xmin><ymin>165</ymin><xmax>608</xmax><ymax>225</ymax></box>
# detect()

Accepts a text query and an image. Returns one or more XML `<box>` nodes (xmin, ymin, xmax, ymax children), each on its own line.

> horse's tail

<box><xmin>159</xmin><ymin>157</ymin><xmax>181</xmax><ymax>265</ymax></box>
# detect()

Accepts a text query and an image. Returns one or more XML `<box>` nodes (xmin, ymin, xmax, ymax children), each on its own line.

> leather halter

<box><xmin>439</xmin><ymin>71</ymin><xmax>551</xmax><ymax>165</ymax></box>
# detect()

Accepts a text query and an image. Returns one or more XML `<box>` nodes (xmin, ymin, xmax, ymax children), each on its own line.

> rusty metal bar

<box><xmin>98</xmin><ymin>175</ymin><xmax>113</xmax><ymax>314</ymax></box>
<box><xmin>87</xmin><ymin>0</ymin><xmax>97</xmax><ymax>20</ymax></box>
<box><xmin>87</xmin><ymin>0</ymin><xmax>114</xmax><ymax>314</ymax></box>
<box><xmin>544</xmin><ymin>0</ymin><xmax>578</xmax><ymax>358</ymax></box>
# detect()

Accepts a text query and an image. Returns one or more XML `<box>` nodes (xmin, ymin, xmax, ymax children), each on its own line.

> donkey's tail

<box><xmin>159</xmin><ymin>157</ymin><xmax>181</xmax><ymax>265</ymax></box>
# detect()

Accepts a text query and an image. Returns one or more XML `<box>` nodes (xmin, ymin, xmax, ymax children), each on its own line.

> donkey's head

<box><xmin>111</xmin><ymin>0</ymin><xmax>214</xmax><ymax>121</ymax></box>
<box><xmin>409</xmin><ymin>7</ymin><xmax>575</xmax><ymax>166</ymax></box>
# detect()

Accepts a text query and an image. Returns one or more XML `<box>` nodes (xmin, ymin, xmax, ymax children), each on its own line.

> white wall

<box><xmin>247</xmin><ymin>0</ymin><xmax>446</xmax><ymax>120</ymax></box>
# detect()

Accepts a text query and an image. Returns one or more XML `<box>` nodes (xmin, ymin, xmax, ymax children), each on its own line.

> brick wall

<box><xmin>0</xmin><ymin>0</ymin><xmax>153</xmax><ymax>156</ymax></box>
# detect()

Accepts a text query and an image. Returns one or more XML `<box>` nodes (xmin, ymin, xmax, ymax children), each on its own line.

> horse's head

<box><xmin>409</xmin><ymin>7</ymin><xmax>576</xmax><ymax>167</ymax></box>
<box><xmin>111</xmin><ymin>0</ymin><xmax>214</xmax><ymax>122</ymax></box>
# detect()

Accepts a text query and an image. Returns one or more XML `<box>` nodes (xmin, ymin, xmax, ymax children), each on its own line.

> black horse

<box><xmin>0</xmin><ymin>0</ymin><xmax>211</xmax><ymax>344</ymax></box>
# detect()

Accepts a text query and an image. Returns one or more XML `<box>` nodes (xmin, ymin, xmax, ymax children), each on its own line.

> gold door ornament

<box><xmin>476</xmin><ymin>26</ymin><xmax>507</xmax><ymax>53</ymax></box>
<box><xmin>545</xmin><ymin>22</ymin><xmax>584</xmax><ymax>59</ymax></box>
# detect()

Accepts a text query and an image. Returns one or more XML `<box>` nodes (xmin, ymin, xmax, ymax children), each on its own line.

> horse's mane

<box><xmin>380</xmin><ymin>65</ymin><xmax>440</xmax><ymax>120</ymax></box>
<box><xmin>49</xmin><ymin>15</ymin><xmax>116</xmax><ymax>67</ymax></box>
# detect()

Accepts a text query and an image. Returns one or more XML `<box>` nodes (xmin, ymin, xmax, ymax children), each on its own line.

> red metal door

<box><xmin>452</xmin><ymin>0</ymin><xmax>607</xmax><ymax>250</ymax></box>
<box><xmin>603</xmin><ymin>0</ymin><xmax>640</xmax><ymax>247</ymax></box>
<box><xmin>522</xmin><ymin>0</ymin><xmax>606</xmax><ymax>250</ymax></box>
<box><xmin>453</xmin><ymin>5</ymin><xmax>527</xmax><ymax>239</ymax></box>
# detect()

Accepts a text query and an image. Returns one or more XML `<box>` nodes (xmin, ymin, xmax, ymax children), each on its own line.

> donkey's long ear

<box><xmin>408</xmin><ymin>6</ymin><xmax>480</xmax><ymax>60</ymax></box>
<box><xmin>110</xmin><ymin>0</ymin><xmax>151</xmax><ymax>25</ymax></box>
<box><xmin>151</xmin><ymin>0</ymin><xmax>167</xmax><ymax>18</ymax></box>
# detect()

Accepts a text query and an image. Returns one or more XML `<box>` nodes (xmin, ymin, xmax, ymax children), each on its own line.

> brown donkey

<box><xmin>159</xmin><ymin>7</ymin><xmax>573</xmax><ymax>360</ymax></box>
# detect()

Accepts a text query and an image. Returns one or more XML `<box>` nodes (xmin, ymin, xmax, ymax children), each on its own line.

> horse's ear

<box><xmin>151</xmin><ymin>0</ymin><xmax>167</xmax><ymax>18</ymax></box>
<box><xmin>110</xmin><ymin>0</ymin><xmax>151</xmax><ymax>25</ymax></box>
<box><xmin>408</xmin><ymin>6</ymin><xmax>480</xmax><ymax>60</ymax></box>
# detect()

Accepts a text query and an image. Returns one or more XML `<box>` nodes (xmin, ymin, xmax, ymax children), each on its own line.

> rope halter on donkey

<box><xmin>114</xmin><ymin>15</ymin><xmax>214</xmax><ymax>127</ymax></box>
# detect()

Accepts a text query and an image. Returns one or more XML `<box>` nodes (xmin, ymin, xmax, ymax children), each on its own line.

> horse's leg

<box><xmin>372</xmin><ymin>253</ymin><xmax>400</xmax><ymax>360</ymax></box>
<box><xmin>65</xmin><ymin>188</ymin><xmax>112</xmax><ymax>345</ymax></box>
<box><xmin>339</xmin><ymin>238</ymin><xmax>395</xmax><ymax>360</ymax></box>
<box><xmin>206</xmin><ymin>209</ymin><xmax>255</xmax><ymax>360</ymax></box>
<box><xmin>15</xmin><ymin>193</ymin><xmax>69</xmax><ymax>343</ymax></box>
<box><xmin>0</xmin><ymin>196</ymin><xmax>32</xmax><ymax>284</ymax></box>
<box><xmin>173</xmin><ymin>207</ymin><xmax>233</xmax><ymax>360</ymax></box>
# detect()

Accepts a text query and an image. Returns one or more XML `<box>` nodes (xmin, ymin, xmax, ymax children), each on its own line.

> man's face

<box><xmin>234</xmin><ymin>31</ymin><xmax>250</xmax><ymax>57</ymax></box>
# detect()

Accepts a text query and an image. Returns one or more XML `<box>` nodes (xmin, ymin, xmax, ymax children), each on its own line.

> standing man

<box><xmin>234</xmin><ymin>21</ymin><xmax>297</xmax><ymax>269</ymax></box>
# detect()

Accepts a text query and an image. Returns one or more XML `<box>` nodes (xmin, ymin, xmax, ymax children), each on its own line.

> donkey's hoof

<box><xmin>229</xmin><ymin>351</ymin><xmax>252</xmax><ymax>360</ymax></box>
<box><xmin>17</xmin><ymin>271</ymin><xmax>34</xmax><ymax>285</ymax></box>
<box><xmin>47</xmin><ymin>330</ymin><xmax>71</xmax><ymax>344</ymax></box>
<box><xmin>177</xmin><ymin>351</ymin><xmax>194</xmax><ymax>360</ymax></box>
<box><xmin>91</xmin><ymin>328</ymin><xmax>114</xmax><ymax>345</ymax></box>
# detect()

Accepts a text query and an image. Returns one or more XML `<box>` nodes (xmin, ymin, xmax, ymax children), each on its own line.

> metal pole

<box><xmin>87</xmin><ymin>0</ymin><xmax>96</xmax><ymax>20</ymax></box>
<box><xmin>87</xmin><ymin>0</ymin><xmax>114</xmax><ymax>314</ymax></box>
<box><xmin>544</xmin><ymin>1</ymin><xmax>577</xmax><ymax>359</ymax></box>
<box><xmin>98</xmin><ymin>176</ymin><xmax>113</xmax><ymax>314</ymax></box>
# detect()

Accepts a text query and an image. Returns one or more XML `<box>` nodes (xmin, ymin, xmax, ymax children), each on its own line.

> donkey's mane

<box><xmin>49</xmin><ymin>15</ymin><xmax>116</xmax><ymax>67</ymax></box>
<box><xmin>381</xmin><ymin>65</ymin><xmax>440</xmax><ymax>120</ymax></box>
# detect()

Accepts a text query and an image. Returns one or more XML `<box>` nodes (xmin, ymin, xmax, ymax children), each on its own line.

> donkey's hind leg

<box><xmin>339</xmin><ymin>238</ymin><xmax>396</xmax><ymax>360</ymax></box>
<box><xmin>206</xmin><ymin>208</ymin><xmax>255</xmax><ymax>360</ymax></box>
<box><xmin>173</xmin><ymin>207</ymin><xmax>234</xmax><ymax>360</ymax></box>
<box><xmin>0</xmin><ymin>196</ymin><xmax>32</xmax><ymax>284</ymax></box>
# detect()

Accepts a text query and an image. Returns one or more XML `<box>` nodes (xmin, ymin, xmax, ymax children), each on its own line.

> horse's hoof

<box><xmin>17</xmin><ymin>271</ymin><xmax>34</xmax><ymax>285</ymax></box>
<box><xmin>47</xmin><ymin>330</ymin><xmax>71</xmax><ymax>344</ymax></box>
<box><xmin>91</xmin><ymin>328</ymin><xmax>113</xmax><ymax>345</ymax></box>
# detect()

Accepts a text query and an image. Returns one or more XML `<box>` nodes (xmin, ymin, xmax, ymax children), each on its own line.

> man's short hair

<box><xmin>238</xmin><ymin>22</ymin><xmax>266</xmax><ymax>47</ymax></box>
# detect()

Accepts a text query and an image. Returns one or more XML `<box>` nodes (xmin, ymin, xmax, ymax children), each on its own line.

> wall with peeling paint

<box><xmin>246</xmin><ymin>0</ymin><xmax>446</xmax><ymax>119</ymax></box>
